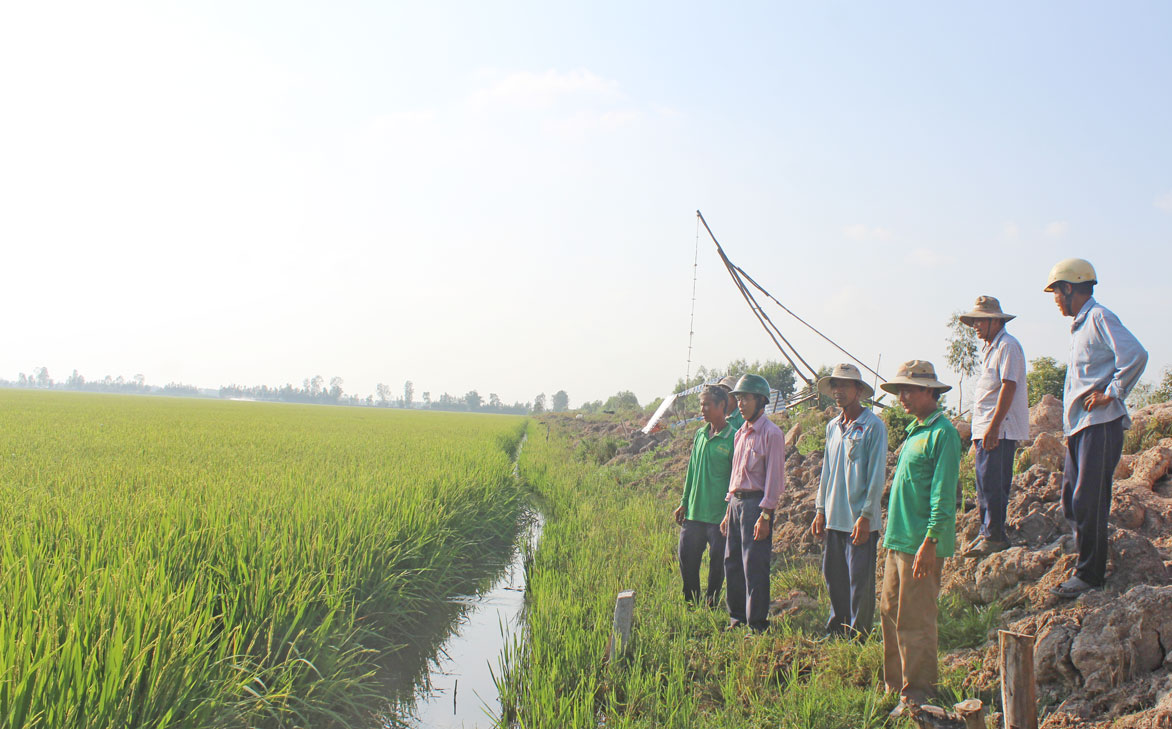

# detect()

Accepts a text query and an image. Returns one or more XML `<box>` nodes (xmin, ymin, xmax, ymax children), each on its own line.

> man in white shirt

<box><xmin>960</xmin><ymin>296</ymin><xmax>1030</xmax><ymax>558</ymax></box>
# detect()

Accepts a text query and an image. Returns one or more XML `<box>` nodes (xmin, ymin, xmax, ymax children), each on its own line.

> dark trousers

<box><xmin>724</xmin><ymin>493</ymin><xmax>772</xmax><ymax>631</ymax></box>
<box><xmin>678</xmin><ymin>519</ymin><xmax>725</xmax><ymax>606</ymax></box>
<box><xmin>974</xmin><ymin>438</ymin><xmax>1017</xmax><ymax>542</ymax></box>
<box><xmin>822</xmin><ymin>528</ymin><xmax>879</xmax><ymax>638</ymax></box>
<box><xmin>1062</xmin><ymin>418</ymin><xmax>1124</xmax><ymax>587</ymax></box>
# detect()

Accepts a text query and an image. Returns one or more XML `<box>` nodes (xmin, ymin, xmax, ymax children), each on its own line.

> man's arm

<box><xmin>925</xmin><ymin>428</ymin><xmax>961</xmax><ymax>544</ymax></box>
<box><xmin>1099</xmin><ymin>311</ymin><xmax>1148</xmax><ymax>404</ymax></box>
<box><xmin>758</xmin><ymin>426</ymin><xmax>787</xmax><ymax>511</ymax></box>
<box><xmin>859</xmin><ymin>418</ymin><xmax>888</xmax><ymax>524</ymax></box>
<box><xmin>983</xmin><ymin>380</ymin><xmax>1017</xmax><ymax>450</ymax></box>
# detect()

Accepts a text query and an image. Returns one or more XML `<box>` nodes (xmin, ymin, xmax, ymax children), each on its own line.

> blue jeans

<box><xmin>822</xmin><ymin>528</ymin><xmax>878</xmax><ymax>638</ymax></box>
<box><xmin>974</xmin><ymin>438</ymin><xmax>1017</xmax><ymax>542</ymax></box>
<box><xmin>724</xmin><ymin>492</ymin><xmax>772</xmax><ymax>631</ymax></box>
<box><xmin>1063</xmin><ymin>418</ymin><xmax>1123</xmax><ymax>587</ymax></box>
<box><xmin>678</xmin><ymin>519</ymin><xmax>725</xmax><ymax>606</ymax></box>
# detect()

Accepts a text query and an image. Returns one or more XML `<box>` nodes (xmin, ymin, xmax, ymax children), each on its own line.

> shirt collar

<box><xmin>836</xmin><ymin>407</ymin><xmax>867</xmax><ymax>428</ymax></box>
<box><xmin>982</xmin><ymin>327</ymin><xmax>1006</xmax><ymax>354</ymax></box>
<box><xmin>708</xmin><ymin>421</ymin><xmax>732</xmax><ymax>439</ymax></box>
<box><xmin>1071</xmin><ymin>297</ymin><xmax>1097</xmax><ymax>332</ymax></box>
<box><xmin>906</xmin><ymin>407</ymin><xmax>945</xmax><ymax>433</ymax></box>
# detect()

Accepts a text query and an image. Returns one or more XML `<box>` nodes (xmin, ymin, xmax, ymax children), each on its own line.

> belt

<box><xmin>731</xmin><ymin>489</ymin><xmax>763</xmax><ymax>499</ymax></box>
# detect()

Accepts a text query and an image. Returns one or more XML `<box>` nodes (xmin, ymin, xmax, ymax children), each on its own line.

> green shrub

<box><xmin>880</xmin><ymin>404</ymin><xmax>914</xmax><ymax>450</ymax></box>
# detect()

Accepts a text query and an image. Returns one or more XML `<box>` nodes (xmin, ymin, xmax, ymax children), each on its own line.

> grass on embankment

<box><xmin>0</xmin><ymin>391</ymin><xmax>527</xmax><ymax>729</ymax></box>
<box><xmin>500</xmin><ymin>418</ymin><xmax>1001</xmax><ymax>729</ymax></box>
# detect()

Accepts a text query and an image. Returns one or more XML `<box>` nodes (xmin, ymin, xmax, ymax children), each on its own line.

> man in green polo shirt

<box><xmin>878</xmin><ymin>360</ymin><xmax>961</xmax><ymax>713</ymax></box>
<box><xmin>674</xmin><ymin>385</ymin><xmax>736</xmax><ymax>606</ymax></box>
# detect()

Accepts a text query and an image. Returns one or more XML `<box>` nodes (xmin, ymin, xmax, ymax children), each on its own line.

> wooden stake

<box><xmin>999</xmin><ymin>630</ymin><xmax>1038</xmax><ymax>729</ymax></box>
<box><xmin>608</xmin><ymin>590</ymin><xmax>636</xmax><ymax>662</ymax></box>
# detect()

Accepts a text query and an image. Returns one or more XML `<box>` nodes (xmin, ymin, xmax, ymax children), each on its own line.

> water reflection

<box><xmin>379</xmin><ymin>510</ymin><xmax>542</xmax><ymax>728</ymax></box>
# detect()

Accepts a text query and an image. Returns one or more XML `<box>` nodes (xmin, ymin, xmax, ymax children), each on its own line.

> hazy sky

<box><xmin>2</xmin><ymin>1</ymin><xmax>1169</xmax><ymax>407</ymax></box>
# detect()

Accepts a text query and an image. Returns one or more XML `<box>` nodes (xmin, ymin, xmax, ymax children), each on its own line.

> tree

<box><xmin>329</xmin><ymin>376</ymin><xmax>344</xmax><ymax>401</ymax></box>
<box><xmin>422</xmin><ymin>391</ymin><xmax>431</xmax><ymax>407</ymax></box>
<box><xmin>944</xmin><ymin>313</ymin><xmax>980</xmax><ymax>414</ymax></box>
<box><xmin>464</xmin><ymin>390</ymin><xmax>482</xmax><ymax>410</ymax></box>
<box><xmin>404</xmin><ymin>380</ymin><xmax>414</xmax><ymax>408</ymax></box>
<box><xmin>603</xmin><ymin>390</ymin><xmax>640</xmax><ymax>412</ymax></box>
<box><xmin>67</xmin><ymin>369</ymin><xmax>84</xmax><ymax>388</ymax></box>
<box><xmin>310</xmin><ymin>375</ymin><xmax>324</xmax><ymax>396</ymax></box>
<box><xmin>1026</xmin><ymin>356</ymin><xmax>1067</xmax><ymax>406</ymax></box>
<box><xmin>1154</xmin><ymin>367</ymin><xmax>1172</xmax><ymax>403</ymax></box>
<box><xmin>533</xmin><ymin>393</ymin><xmax>547</xmax><ymax>414</ymax></box>
<box><xmin>376</xmin><ymin>383</ymin><xmax>390</xmax><ymax>404</ymax></box>
<box><xmin>488</xmin><ymin>393</ymin><xmax>502</xmax><ymax>410</ymax></box>
<box><xmin>34</xmin><ymin>366</ymin><xmax>52</xmax><ymax>388</ymax></box>
<box><xmin>552</xmin><ymin>390</ymin><xmax>569</xmax><ymax>412</ymax></box>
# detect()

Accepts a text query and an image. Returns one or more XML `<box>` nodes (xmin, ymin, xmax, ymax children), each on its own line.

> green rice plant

<box><xmin>0</xmin><ymin>390</ymin><xmax>527</xmax><ymax>728</ymax></box>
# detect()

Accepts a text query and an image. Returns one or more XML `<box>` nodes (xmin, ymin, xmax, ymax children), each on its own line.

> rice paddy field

<box><xmin>0</xmin><ymin>390</ymin><xmax>527</xmax><ymax>728</ymax></box>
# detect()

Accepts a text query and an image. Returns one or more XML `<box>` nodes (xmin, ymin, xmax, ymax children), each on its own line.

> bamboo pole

<box><xmin>999</xmin><ymin>630</ymin><xmax>1038</xmax><ymax>729</ymax></box>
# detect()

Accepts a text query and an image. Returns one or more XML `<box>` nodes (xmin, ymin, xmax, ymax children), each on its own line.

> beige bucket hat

<box><xmin>958</xmin><ymin>296</ymin><xmax>1016</xmax><ymax>326</ymax></box>
<box><xmin>717</xmin><ymin>375</ymin><xmax>739</xmax><ymax>391</ymax></box>
<box><xmin>816</xmin><ymin>363</ymin><xmax>875</xmax><ymax>399</ymax></box>
<box><xmin>879</xmin><ymin>360</ymin><xmax>952</xmax><ymax>394</ymax></box>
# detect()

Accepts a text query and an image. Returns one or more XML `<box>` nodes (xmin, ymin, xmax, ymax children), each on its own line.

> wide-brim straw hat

<box><xmin>879</xmin><ymin>360</ymin><xmax>952</xmax><ymax>395</ymax></box>
<box><xmin>816</xmin><ymin>363</ymin><xmax>875</xmax><ymax>399</ymax></box>
<box><xmin>959</xmin><ymin>295</ymin><xmax>1016</xmax><ymax>326</ymax></box>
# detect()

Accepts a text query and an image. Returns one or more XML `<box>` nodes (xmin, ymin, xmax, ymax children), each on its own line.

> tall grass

<box><xmin>500</xmin><ymin>419</ymin><xmax>998</xmax><ymax>728</ymax></box>
<box><xmin>0</xmin><ymin>390</ymin><xmax>527</xmax><ymax>728</ymax></box>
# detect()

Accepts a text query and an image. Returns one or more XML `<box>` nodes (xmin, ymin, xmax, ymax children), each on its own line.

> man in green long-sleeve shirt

<box><xmin>878</xmin><ymin>360</ymin><xmax>961</xmax><ymax>713</ymax></box>
<box><xmin>674</xmin><ymin>385</ymin><xmax>736</xmax><ymax>606</ymax></box>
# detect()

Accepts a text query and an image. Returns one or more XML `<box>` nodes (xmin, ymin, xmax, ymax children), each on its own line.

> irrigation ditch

<box><xmin>380</xmin><ymin>433</ymin><xmax>543</xmax><ymax>729</ymax></box>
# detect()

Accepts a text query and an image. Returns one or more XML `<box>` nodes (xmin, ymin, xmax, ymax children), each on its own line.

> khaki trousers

<box><xmin>880</xmin><ymin>549</ymin><xmax>942</xmax><ymax>703</ymax></box>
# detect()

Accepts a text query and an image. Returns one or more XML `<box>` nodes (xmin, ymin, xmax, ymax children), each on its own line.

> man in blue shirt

<box><xmin>1044</xmin><ymin>258</ymin><xmax>1148</xmax><ymax>598</ymax></box>
<box><xmin>810</xmin><ymin>363</ymin><xmax>888</xmax><ymax>639</ymax></box>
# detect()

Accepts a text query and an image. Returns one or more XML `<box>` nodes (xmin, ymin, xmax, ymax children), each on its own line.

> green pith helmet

<box><xmin>731</xmin><ymin>374</ymin><xmax>771</xmax><ymax>399</ymax></box>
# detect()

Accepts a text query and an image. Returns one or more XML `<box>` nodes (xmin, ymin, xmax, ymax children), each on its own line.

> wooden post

<box><xmin>607</xmin><ymin>590</ymin><xmax>636</xmax><ymax>662</ymax></box>
<box><xmin>999</xmin><ymin>630</ymin><xmax>1038</xmax><ymax>729</ymax></box>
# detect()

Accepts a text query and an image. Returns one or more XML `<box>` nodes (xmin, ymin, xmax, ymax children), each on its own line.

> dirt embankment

<box><xmin>550</xmin><ymin>399</ymin><xmax>1172</xmax><ymax>727</ymax></box>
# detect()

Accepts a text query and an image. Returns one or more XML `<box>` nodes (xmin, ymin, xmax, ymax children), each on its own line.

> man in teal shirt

<box><xmin>878</xmin><ymin>360</ymin><xmax>961</xmax><ymax>712</ymax></box>
<box><xmin>674</xmin><ymin>385</ymin><xmax>736</xmax><ymax>606</ymax></box>
<box><xmin>811</xmin><ymin>363</ymin><xmax>888</xmax><ymax>639</ymax></box>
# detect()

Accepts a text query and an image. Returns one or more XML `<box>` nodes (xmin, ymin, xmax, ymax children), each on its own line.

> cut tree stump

<box><xmin>907</xmin><ymin>699</ymin><xmax>985</xmax><ymax>729</ymax></box>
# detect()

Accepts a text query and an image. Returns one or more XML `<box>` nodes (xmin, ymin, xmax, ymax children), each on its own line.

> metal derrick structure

<box><xmin>694</xmin><ymin>210</ymin><xmax>887</xmax><ymax>411</ymax></box>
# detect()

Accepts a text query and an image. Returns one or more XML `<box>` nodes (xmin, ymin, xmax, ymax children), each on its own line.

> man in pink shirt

<box><xmin>720</xmin><ymin>374</ymin><xmax>786</xmax><ymax>632</ymax></box>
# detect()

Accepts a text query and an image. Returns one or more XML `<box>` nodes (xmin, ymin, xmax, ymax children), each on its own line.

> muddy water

<box><xmin>379</xmin><ymin>510</ymin><xmax>541</xmax><ymax>728</ymax></box>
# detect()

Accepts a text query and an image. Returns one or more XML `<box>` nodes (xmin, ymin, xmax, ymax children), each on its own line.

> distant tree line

<box><xmin>1</xmin><ymin>367</ymin><xmax>205</xmax><ymax>396</ymax></box>
<box><xmin>2</xmin><ymin>367</ymin><xmax>568</xmax><ymax>415</ymax></box>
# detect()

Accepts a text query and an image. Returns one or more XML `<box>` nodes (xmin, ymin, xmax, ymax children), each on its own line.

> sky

<box><xmin>1</xmin><ymin>1</ymin><xmax>1169</xmax><ymax>408</ymax></box>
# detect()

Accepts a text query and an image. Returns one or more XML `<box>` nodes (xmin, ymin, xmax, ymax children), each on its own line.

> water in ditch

<box><xmin>378</xmin><ymin>508</ymin><xmax>542</xmax><ymax>728</ymax></box>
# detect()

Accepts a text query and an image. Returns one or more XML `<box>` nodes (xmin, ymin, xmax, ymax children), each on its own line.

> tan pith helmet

<box><xmin>817</xmin><ymin>363</ymin><xmax>875</xmax><ymax>399</ymax></box>
<box><xmin>1044</xmin><ymin>258</ymin><xmax>1097</xmax><ymax>292</ymax></box>
<box><xmin>717</xmin><ymin>375</ymin><xmax>739</xmax><ymax>391</ymax></box>
<box><xmin>879</xmin><ymin>360</ymin><xmax>952</xmax><ymax>395</ymax></box>
<box><xmin>959</xmin><ymin>296</ymin><xmax>1016</xmax><ymax>326</ymax></box>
